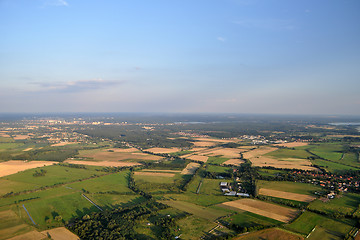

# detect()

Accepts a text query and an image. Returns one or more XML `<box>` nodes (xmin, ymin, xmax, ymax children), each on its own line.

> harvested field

<box><xmin>41</xmin><ymin>227</ymin><xmax>79</xmax><ymax>240</ymax></box>
<box><xmin>181</xmin><ymin>162</ymin><xmax>201</xmax><ymax>175</ymax></box>
<box><xmin>134</xmin><ymin>172</ymin><xmax>175</xmax><ymax>177</ymax></box>
<box><xmin>65</xmin><ymin>160</ymin><xmax>141</xmax><ymax>167</ymax></box>
<box><xmin>142</xmin><ymin>169</ymin><xmax>181</xmax><ymax>173</ymax></box>
<box><xmin>79</xmin><ymin>149</ymin><xmax>162</xmax><ymax>161</ymax></box>
<box><xmin>12</xmin><ymin>135</ymin><xmax>30</xmax><ymax>140</ymax></box>
<box><xmin>242</xmin><ymin>146</ymin><xmax>277</xmax><ymax>159</ymax></box>
<box><xmin>51</xmin><ymin>142</ymin><xmax>78</xmax><ymax>147</ymax></box>
<box><xmin>182</xmin><ymin>154</ymin><xmax>208</xmax><ymax>162</ymax></box>
<box><xmin>107</xmin><ymin>148</ymin><xmax>138</xmax><ymax>152</ymax></box>
<box><xmin>193</xmin><ymin>141</ymin><xmax>218</xmax><ymax>147</ymax></box>
<box><xmin>259</xmin><ymin>188</ymin><xmax>316</xmax><ymax>202</ymax></box>
<box><xmin>274</xmin><ymin>142</ymin><xmax>309</xmax><ymax>148</ymax></box>
<box><xmin>203</xmin><ymin>148</ymin><xmax>245</xmax><ymax>158</ymax></box>
<box><xmin>222</xmin><ymin>158</ymin><xmax>244</xmax><ymax>166</ymax></box>
<box><xmin>0</xmin><ymin>133</ymin><xmax>11</xmax><ymax>138</ymax></box>
<box><xmin>190</xmin><ymin>147</ymin><xmax>207</xmax><ymax>151</ymax></box>
<box><xmin>234</xmin><ymin>227</ymin><xmax>303</xmax><ymax>240</ymax></box>
<box><xmin>23</xmin><ymin>148</ymin><xmax>33</xmax><ymax>152</ymax></box>
<box><xmin>145</xmin><ymin>147</ymin><xmax>181</xmax><ymax>154</ymax></box>
<box><xmin>250</xmin><ymin>156</ymin><xmax>316</xmax><ymax>171</ymax></box>
<box><xmin>0</xmin><ymin>161</ymin><xmax>56</xmax><ymax>177</ymax></box>
<box><xmin>220</xmin><ymin>199</ymin><xmax>298</xmax><ymax>223</ymax></box>
<box><xmin>7</xmin><ymin>231</ymin><xmax>46</xmax><ymax>240</ymax></box>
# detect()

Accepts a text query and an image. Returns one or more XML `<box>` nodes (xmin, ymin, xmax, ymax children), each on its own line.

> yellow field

<box><xmin>181</xmin><ymin>162</ymin><xmax>201</xmax><ymax>175</ymax></box>
<box><xmin>220</xmin><ymin>199</ymin><xmax>298</xmax><ymax>223</ymax></box>
<box><xmin>250</xmin><ymin>156</ymin><xmax>316</xmax><ymax>170</ymax></box>
<box><xmin>141</xmin><ymin>169</ymin><xmax>181</xmax><ymax>173</ymax></box>
<box><xmin>134</xmin><ymin>172</ymin><xmax>175</xmax><ymax>177</ymax></box>
<box><xmin>41</xmin><ymin>227</ymin><xmax>79</xmax><ymax>240</ymax></box>
<box><xmin>182</xmin><ymin>154</ymin><xmax>208</xmax><ymax>162</ymax></box>
<box><xmin>12</xmin><ymin>135</ymin><xmax>30</xmax><ymax>140</ymax></box>
<box><xmin>273</xmin><ymin>142</ymin><xmax>309</xmax><ymax>148</ymax></box>
<box><xmin>65</xmin><ymin>160</ymin><xmax>141</xmax><ymax>167</ymax></box>
<box><xmin>0</xmin><ymin>161</ymin><xmax>56</xmax><ymax>177</ymax></box>
<box><xmin>145</xmin><ymin>147</ymin><xmax>181</xmax><ymax>154</ymax></box>
<box><xmin>259</xmin><ymin>188</ymin><xmax>316</xmax><ymax>202</ymax></box>
<box><xmin>193</xmin><ymin>141</ymin><xmax>218</xmax><ymax>147</ymax></box>
<box><xmin>222</xmin><ymin>158</ymin><xmax>244</xmax><ymax>166</ymax></box>
<box><xmin>0</xmin><ymin>210</ymin><xmax>34</xmax><ymax>240</ymax></box>
<box><xmin>22</xmin><ymin>148</ymin><xmax>33</xmax><ymax>152</ymax></box>
<box><xmin>242</xmin><ymin>146</ymin><xmax>277</xmax><ymax>159</ymax></box>
<box><xmin>51</xmin><ymin>142</ymin><xmax>78</xmax><ymax>147</ymax></box>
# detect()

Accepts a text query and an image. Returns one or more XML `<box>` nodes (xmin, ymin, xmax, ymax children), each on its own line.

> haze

<box><xmin>0</xmin><ymin>0</ymin><xmax>359</xmax><ymax>115</ymax></box>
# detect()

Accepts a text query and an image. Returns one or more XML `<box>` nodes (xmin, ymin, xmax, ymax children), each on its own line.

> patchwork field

<box><xmin>134</xmin><ymin>171</ymin><xmax>175</xmax><ymax>177</ymax></box>
<box><xmin>51</xmin><ymin>142</ymin><xmax>78</xmax><ymax>147</ymax></box>
<box><xmin>0</xmin><ymin>161</ymin><xmax>56</xmax><ymax>178</ymax></box>
<box><xmin>220</xmin><ymin>199</ymin><xmax>298</xmax><ymax>222</ymax></box>
<box><xmin>259</xmin><ymin>188</ymin><xmax>316</xmax><ymax>202</ymax></box>
<box><xmin>250</xmin><ymin>156</ymin><xmax>316</xmax><ymax>170</ymax></box>
<box><xmin>181</xmin><ymin>162</ymin><xmax>200</xmax><ymax>175</ymax></box>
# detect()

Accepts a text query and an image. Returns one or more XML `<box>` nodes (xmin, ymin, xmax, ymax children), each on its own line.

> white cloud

<box><xmin>217</xmin><ymin>37</ymin><xmax>226</xmax><ymax>42</ymax></box>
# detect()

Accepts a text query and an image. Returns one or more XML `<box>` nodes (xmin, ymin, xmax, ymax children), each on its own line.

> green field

<box><xmin>177</xmin><ymin>215</ymin><xmax>217</xmax><ymax>240</ymax></box>
<box><xmin>258</xmin><ymin>168</ymin><xmax>287</xmax><ymax>177</ymax></box>
<box><xmin>306</xmin><ymin>144</ymin><xmax>344</xmax><ymax>161</ymax></box>
<box><xmin>0</xmin><ymin>142</ymin><xmax>24</xmax><ymax>151</ymax></box>
<box><xmin>0</xmin><ymin>164</ymin><xmax>104</xmax><ymax>195</ymax></box>
<box><xmin>0</xmin><ymin>209</ymin><xmax>34</xmax><ymax>240</ymax></box>
<box><xmin>222</xmin><ymin>211</ymin><xmax>281</xmax><ymax>230</ymax></box>
<box><xmin>285</xmin><ymin>211</ymin><xmax>353</xmax><ymax>237</ymax></box>
<box><xmin>311</xmin><ymin>159</ymin><xmax>358</xmax><ymax>172</ymax></box>
<box><xmin>206</xmin><ymin>165</ymin><xmax>232</xmax><ymax>173</ymax></box>
<box><xmin>206</xmin><ymin>156</ymin><xmax>229</xmax><ymax>165</ymax></box>
<box><xmin>257</xmin><ymin>180</ymin><xmax>321</xmax><ymax>195</ymax></box>
<box><xmin>308</xmin><ymin>193</ymin><xmax>360</xmax><ymax>216</ymax></box>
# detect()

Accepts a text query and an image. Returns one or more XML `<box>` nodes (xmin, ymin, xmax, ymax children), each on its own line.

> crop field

<box><xmin>141</xmin><ymin>169</ymin><xmax>182</xmax><ymax>173</ymax></box>
<box><xmin>251</xmin><ymin>156</ymin><xmax>315</xmax><ymax>170</ymax></box>
<box><xmin>7</xmin><ymin>231</ymin><xmax>47</xmax><ymax>240</ymax></box>
<box><xmin>182</xmin><ymin>154</ymin><xmax>208</xmax><ymax>162</ymax></box>
<box><xmin>161</xmin><ymin>200</ymin><xmax>228</xmax><ymax>221</ymax></box>
<box><xmin>308</xmin><ymin>193</ymin><xmax>360</xmax><ymax>216</ymax></box>
<box><xmin>181</xmin><ymin>162</ymin><xmax>200</xmax><ymax>175</ymax></box>
<box><xmin>257</xmin><ymin>180</ymin><xmax>321</xmax><ymax>195</ymax></box>
<box><xmin>206</xmin><ymin>165</ymin><xmax>231</xmax><ymax>173</ymax></box>
<box><xmin>77</xmin><ymin>148</ymin><xmax>163</xmax><ymax>161</ymax></box>
<box><xmin>259</xmin><ymin>188</ymin><xmax>316</xmax><ymax>202</ymax></box>
<box><xmin>234</xmin><ymin>227</ymin><xmax>304</xmax><ymax>240</ymax></box>
<box><xmin>0</xmin><ymin>210</ymin><xmax>34</xmax><ymax>240</ymax></box>
<box><xmin>145</xmin><ymin>147</ymin><xmax>181</xmax><ymax>154</ymax></box>
<box><xmin>274</xmin><ymin>142</ymin><xmax>309</xmax><ymax>148</ymax></box>
<box><xmin>265</xmin><ymin>148</ymin><xmax>314</xmax><ymax>159</ymax></box>
<box><xmin>198</xmin><ymin>147</ymin><xmax>245</xmax><ymax>158</ymax></box>
<box><xmin>220</xmin><ymin>199</ymin><xmax>299</xmax><ymax>222</ymax></box>
<box><xmin>243</xmin><ymin>146</ymin><xmax>277</xmax><ymax>159</ymax></box>
<box><xmin>41</xmin><ymin>227</ymin><xmax>79</xmax><ymax>240</ymax></box>
<box><xmin>192</xmin><ymin>141</ymin><xmax>218</xmax><ymax>147</ymax></box>
<box><xmin>207</xmin><ymin>156</ymin><xmax>230</xmax><ymax>165</ymax></box>
<box><xmin>305</xmin><ymin>143</ymin><xmax>344</xmax><ymax>161</ymax></box>
<box><xmin>0</xmin><ymin>160</ymin><xmax>57</xmax><ymax>178</ymax></box>
<box><xmin>65</xmin><ymin>160</ymin><xmax>141</xmax><ymax>167</ymax></box>
<box><xmin>308</xmin><ymin>226</ymin><xmax>342</xmax><ymax>240</ymax></box>
<box><xmin>285</xmin><ymin>211</ymin><xmax>353</xmax><ymax>237</ymax></box>
<box><xmin>222</xmin><ymin>158</ymin><xmax>244</xmax><ymax>166</ymax></box>
<box><xmin>134</xmin><ymin>171</ymin><xmax>176</xmax><ymax>177</ymax></box>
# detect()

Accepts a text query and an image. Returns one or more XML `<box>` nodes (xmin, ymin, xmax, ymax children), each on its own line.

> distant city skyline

<box><xmin>1</xmin><ymin>0</ymin><xmax>359</xmax><ymax>114</ymax></box>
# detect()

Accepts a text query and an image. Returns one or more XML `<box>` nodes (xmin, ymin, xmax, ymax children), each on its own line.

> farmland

<box><xmin>1</xmin><ymin>114</ymin><xmax>360</xmax><ymax>239</ymax></box>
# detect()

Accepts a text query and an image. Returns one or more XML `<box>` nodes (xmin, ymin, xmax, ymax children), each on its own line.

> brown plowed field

<box><xmin>220</xmin><ymin>199</ymin><xmax>298</xmax><ymax>223</ymax></box>
<box><xmin>259</xmin><ymin>188</ymin><xmax>316</xmax><ymax>202</ymax></box>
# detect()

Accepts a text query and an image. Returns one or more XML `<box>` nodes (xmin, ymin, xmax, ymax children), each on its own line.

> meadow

<box><xmin>257</xmin><ymin>180</ymin><xmax>321</xmax><ymax>196</ymax></box>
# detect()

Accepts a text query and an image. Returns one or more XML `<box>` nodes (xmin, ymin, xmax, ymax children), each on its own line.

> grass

<box><xmin>177</xmin><ymin>215</ymin><xmax>217</xmax><ymax>240</ymax></box>
<box><xmin>308</xmin><ymin>226</ymin><xmax>342</xmax><ymax>240</ymax></box>
<box><xmin>222</xmin><ymin>211</ymin><xmax>281</xmax><ymax>229</ymax></box>
<box><xmin>67</xmin><ymin>171</ymin><xmax>132</xmax><ymax>194</ymax></box>
<box><xmin>207</xmin><ymin>156</ymin><xmax>230</xmax><ymax>165</ymax></box>
<box><xmin>285</xmin><ymin>211</ymin><xmax>353</xmax><ymax>236</ymax></box>
<box><xmin>308</xmin><ymin>193</ymin><xmax>360</xmax><ymax>216</ymax></box>
<box><xmin>1</xmin><ymin>164</ymin><xmax>104</xmax><ymax>194</ymax></box>
<box><xmin>258</xmin><ymin>169</ymin><xmax>287</xmax><ymax>177</ymax></box>
<box><xmin>306</xmin><ymin>143</ymin><xmax>344</xmax><ymax>161</ymax></box>
<box><xmin>257</xmin><ymin>180</ymin><xmax>321</xmax><ymax>195</ymax></box>
<box><xmin>0</xmin><ymin>143</ymin><xmax>24</xmax><ymax>151</ymax></box>
<box><xmin>161</xmin><ymin>200</ymin><xmax>229</xmax><ymax>221</ymax></box>
<box><xmin>206</xmin><ymin>165</ymin><xmax>232</xmax><ymax>173</ymax></box>
<box><xmin>311</xmin><ymin>159</ymin><xmax>358</xmax><ymax>172</ymax></box>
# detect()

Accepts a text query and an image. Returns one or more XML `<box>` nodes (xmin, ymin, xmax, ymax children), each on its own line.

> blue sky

<box><xmin>1</xmin><ymin>0</ymin><xmax>359</xmax><ymax>114</ymax></box>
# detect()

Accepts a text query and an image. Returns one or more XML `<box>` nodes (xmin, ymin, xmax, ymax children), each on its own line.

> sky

<box><xmin>0</xmin><ymin>0</ymin><xmax>359</xmax><ymax>115</ymax></box>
